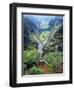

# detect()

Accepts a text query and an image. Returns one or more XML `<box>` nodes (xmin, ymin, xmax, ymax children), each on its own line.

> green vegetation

<box><xmin>39</xmin><ymin>32</ymin><xmax>49</xmax><ymax>43</ymax></box>
<box><xmin>43</xmin><ymin>52</ymin><xmax>63</xmax><ymax>73</ymax></box>
<box><xmin>29</xmin><ymin>66</ymin><xmax>44</xmax><ymax>74</ymax></box>
<box><xmin>23</xmin><ymin>48</ymin><xmax>38</xmax><ymax>64</ymax></box>
<box><xmin>23</xmin><ymin>15</ymin><xmax>63</xmax><ymax>75</ymax></box>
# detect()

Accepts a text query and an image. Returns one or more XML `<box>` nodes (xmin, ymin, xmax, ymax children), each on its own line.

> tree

<box><xmin>23</xmin><ymin>15</ymin><xmax>63</xmax><ymax>62</ymax></box>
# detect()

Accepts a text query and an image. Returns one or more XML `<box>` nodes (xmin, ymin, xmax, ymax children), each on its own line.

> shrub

<box><xmin>29</xmin><ymin>66</ymin><xmax>43</xmax><ymax>74</ymax></box>
<box><xmin>23</xmin><ymin>48</ymin><xmax>38</xmax><ymax>64</ymax></box>
<box><xmin>43</xmin><ymin>51</ymin><xmax>63</xmax><ymax>72</ymax></box>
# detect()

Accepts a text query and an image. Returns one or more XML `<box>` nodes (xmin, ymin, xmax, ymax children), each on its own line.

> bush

<box><xmin>29</xmin><ymin>66</ymin><xmax>43</xmax><ymax>74</ymax></box>
<box><xmin>23</xmin><ymin>48</ymin><xmax>38</xmax><ymax>64</ymax></box>
<box><xmin>43</xmin><ymin>52</ymin><xmax>63</xmax><ymax>72</ymax></box>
